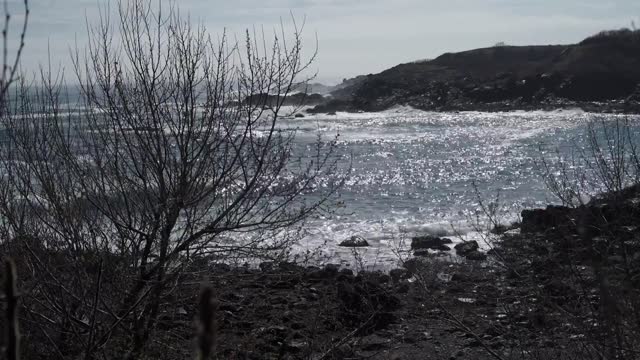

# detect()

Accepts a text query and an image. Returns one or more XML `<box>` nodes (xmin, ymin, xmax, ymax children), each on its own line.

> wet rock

<box><xmin>339</xmin><ymin>235</ymin><xmax>370</xmax><ymax>247</ymax></box>
<box><xmin>411</xmin><ymin>235</ymin><xmax>452</xmax><ymax>250</ymax></box>
<box><xmin>454</xmin><ymin>241</ymin><xmax>479</xmax><ymax>256</ymax></box>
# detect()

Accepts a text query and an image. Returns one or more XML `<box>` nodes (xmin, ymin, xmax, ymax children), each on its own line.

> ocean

<box><xmin>277</xmin><ymin>107</ymin><xmax>640</xmax><ymax>269</ymax></box>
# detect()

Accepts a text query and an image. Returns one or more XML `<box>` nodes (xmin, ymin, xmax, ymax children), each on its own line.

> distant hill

<box><xmin>292</xmin><ymin>82</ymin><xmax>334</xmax><ymax>95</ymax></box>
<box><xmin>310</xmin><ymin>29</ymin><xmax>640</xmax><ymax>113</ymax></box>
<box><xmin>293</xmin><ymin>77</ymin><xmax>369</xmax><ymax>96</ymax></box>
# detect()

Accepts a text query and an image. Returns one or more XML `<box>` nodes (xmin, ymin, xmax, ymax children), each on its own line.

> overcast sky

<box><xmin>8</xmin><ymin>0</ymin><xmax>640</xmax><ymax>84</ymax></box>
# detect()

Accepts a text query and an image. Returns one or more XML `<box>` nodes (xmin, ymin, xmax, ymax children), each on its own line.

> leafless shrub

<box><xmin>540</xmin><ymin>118</ymin><xmax>640</xmax><ymax>207</ymax></box>
<box><xmin>0</xmin><ymin>0</ymin><xmax>345</xmax><ymax>358</ymax></box>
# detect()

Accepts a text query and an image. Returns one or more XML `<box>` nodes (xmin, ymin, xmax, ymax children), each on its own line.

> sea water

<box><xmin>278</xmin><ymin>107</ymin><xmax>640</xmax><ymax>269</ymax></box>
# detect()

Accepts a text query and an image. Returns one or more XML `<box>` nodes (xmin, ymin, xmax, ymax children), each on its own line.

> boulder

<box><xmin>413</xmin><ymin>249</ymin><xmax>431</xmax><ymax>257</ymax></box>
<box><xmin>521</xmin><ymin>205</ymin><xmax>574</xmax><ymax>233</ymax></box>
<box><xmin>454</xmin><ymin>241</ymin><xmax>479</xmax><ymax>256</ymax></box>
<box><xmin>411</xmin><ymin>235</ymin><xmax>452</xmax><ymax>250</ymax></box>
<box><xmin>323</xmin><ymin>263</ymin><xmax>340</xmax><ymax>275</ymax></box>
<box><xmin>339</xmin><ymin>236</ymin><xmax>369</xmax><ymax>247</ymax></box>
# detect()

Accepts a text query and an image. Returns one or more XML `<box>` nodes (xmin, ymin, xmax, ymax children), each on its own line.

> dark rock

<box><xmin>307</xmin><ymin>269</ymin><xmax>334</xmax><ymax>281</ymax></box>
<box><xmin>411</xmin><ymin>235</ymin><xmax>452</xmax><ymax>250</ymax></box>
<box><xmin>454</xmin><ymin>241</ymin><xmax>479</xmax><ymax>256</ymax></box>
<box><xmin>521</xmin><ymin>205</ymin><xmax>574</xmax><ymax>233</ymax></box>
<box><xmin>451</xmin><ymin>273</ymin><xmax>469</xmax><ymax>282</ymax></box>
<box><xmin>339</xmin><ymin>235</ymin><xmax>369</xmax><ymax>247</ymax></box>
<box><xmin>278</xmin><ymin>261</ymin><xmax>302</xmax><ymax>272</ymax></box>
<box><xmin>340</xmin><ymin>268</ymin><xmax>354</xmax><ymax>277</ymax></box>
<box><xmin>490</xmin><ymin>224</ymin><xmax>509</xmax><ymax>234</ymax></box>
<box><xmin>259</xmin><ymin>261</ymin><xmax>274</xmax><ymax>271</ymax></box>
<box><xmin>465</xmin><ymin>251</ymin><xmax>487</xmax><ymax>261</ymax></box>
<box><xmin>389</xmin><ymin>268</ymin><xmax>408</xmax><ymax>281</ymax></box>
<box><xmin>413</xmin><ymin>249</ymin><xmax>431</xmax><ymax>257</ymax></box>
<box><xmin>294</xmin><ymin>113</ymin><xmax>305</xmax><ymax>118</ymax></box>
<box><xmin>324</xmin><ymin>263</ymin><xmax>340</xmax><ymax>274</ymax></box>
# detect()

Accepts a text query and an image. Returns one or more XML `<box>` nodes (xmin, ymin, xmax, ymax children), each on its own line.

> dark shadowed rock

<box><xmin>340</xmin><ymin>268</ymin><xmax>354</xmax><ymax>277</ymax></box>
<box><xmin>324</xmin><ymin>263</ymin><xmax>340</xmax><ymax>276</ymax></box>
<box><xmin>521</xmin><ymin>205</ymin><xmax>574</xmax><ymax>233</ymax></box>
<box><xmin>411</xmin><ymin>235</ymin><xmax>453</xmax><ymax>250</ymax></box>
<box><xmin>259</xmin><ymin>261</ymin><xmax>274</xmax><ymax>271</ymax></box>
<box><xmin>454</xmin><ymin>241</ymin><xmax>479</xmax><ymax>256</ymax></box>
<box><xmin>413</xmin><ymin>249</ymin><xmax>431</xmax><ymax>257</ymax></box>
<box><xmin>389</xmin><ymin>268</ymin><xmax>409</xmax><ymax>281</ymax></box>
<box><xmin>339</xmin><ymin>235</ymin><xmax>370</xmax><ymax>247</ymax></box>
<box><xmin>465</xmin><ymin>250</ymin><xmax>487</xmax><ymax>261</ymax></box>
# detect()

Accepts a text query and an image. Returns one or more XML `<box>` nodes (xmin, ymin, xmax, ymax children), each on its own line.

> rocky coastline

<box><xmin>200</xmin><ymin>183</ymin><xmax>640</xmax><ymax>359</ymax></box>
<box><xmin>306</xmin><ymin>30</ymin><xmax>640</xmax><ymax>116</ymax></box>
<box><xmin>10</xmin><ymin>183</ymin><xmax>640</xmax><ymax>359</ymax></box>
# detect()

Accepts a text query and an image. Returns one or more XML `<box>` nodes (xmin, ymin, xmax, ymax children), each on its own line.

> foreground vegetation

<box><xmin>1</xmin><ymin>1</ymin><xmax>640</xmax><ymax>359</ymax></box>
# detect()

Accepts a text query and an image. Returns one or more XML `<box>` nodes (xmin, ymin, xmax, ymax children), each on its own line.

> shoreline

<box><xmin>306</xmin><ymin>99</ymin><xmax>640</xmax><ymax>116</ymax></box>
<box><xmin>9</xmin><ymin>183</ymin><xmax>640</xmax><ymax>359</ymax></box>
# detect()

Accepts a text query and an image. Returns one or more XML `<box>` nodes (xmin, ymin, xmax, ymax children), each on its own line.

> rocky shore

<box><xmin>307</xmin><ymin>30</ymin><xmax>640</xmax><ymax>116</ymax></box>
<box><xmin>195</xmin><ymin>183</ymin><xmax>640</xmax><ymax>359</ymax></box>
<box><xmin>9</xmin><ymin>184</ymin><xmax>640</xmax><ymax>359</ymax></box>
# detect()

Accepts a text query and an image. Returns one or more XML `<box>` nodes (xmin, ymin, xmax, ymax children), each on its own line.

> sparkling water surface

<box><xmin>280</xmin><ymin>107</ymin><xmax>640</xmax><ymax>269</ymax></box>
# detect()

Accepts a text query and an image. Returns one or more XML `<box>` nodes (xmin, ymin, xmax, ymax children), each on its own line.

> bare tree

<box><xmin>0</xmin><ymin>1</ymin><xmax>343</xmax><ymax>358</ymax></box>
<box><xmin>0</xmin><ymin>0</ymin><xmax>28</xmax><ymax>111</ymax></box>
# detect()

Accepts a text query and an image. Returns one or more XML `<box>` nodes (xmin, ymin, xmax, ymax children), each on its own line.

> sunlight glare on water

<box><xmin>280</xmin><ymin>107</ymin><xmax>640</xmax><ymax>268</ymax></box>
